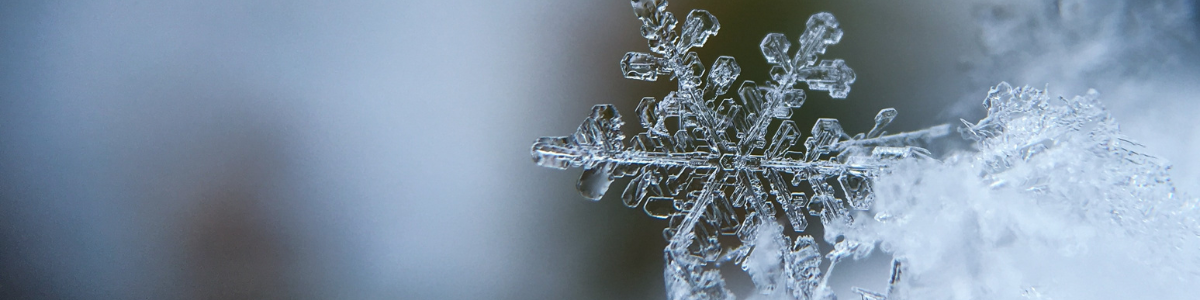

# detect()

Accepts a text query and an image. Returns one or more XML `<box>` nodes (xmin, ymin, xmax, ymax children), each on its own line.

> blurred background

<box><xmin>1</xmin><ymin>0</ymin><xmax>1196</xmax><ymax>299</ymax></box>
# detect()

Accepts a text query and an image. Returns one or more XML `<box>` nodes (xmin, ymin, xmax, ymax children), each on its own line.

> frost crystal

<box><xmin>532</xmin><ymin>1</ymin><xmax>948</xmax><ymax>299</ymax></box>
<box><xmin>532</xmin><ymin>1</ymin><xmax>1196</xmax><ymax>299</ymax></box>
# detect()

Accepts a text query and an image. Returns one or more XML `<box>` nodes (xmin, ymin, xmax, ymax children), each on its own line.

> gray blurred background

<box><xmin>1</xmin><ymin>1</ymin><xmax>1197</xmax><ymax>299</ymax></box>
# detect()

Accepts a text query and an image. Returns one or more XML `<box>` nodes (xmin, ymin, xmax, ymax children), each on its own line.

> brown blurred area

<box><xmin>180</xmin><ymin>143</ymin><xmax>291</xmax><ymax>300</ymax></box>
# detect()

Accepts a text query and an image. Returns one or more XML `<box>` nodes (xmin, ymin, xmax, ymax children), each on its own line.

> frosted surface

<box><xmin>852</xmin><ymin>83</ymin><xmax>1198</xmax><ymax>300</ymax></box>
<box><xmin>531</xmin><ymin>1</ymin><xmax>1198</xmax><ymax>299</ymax></box>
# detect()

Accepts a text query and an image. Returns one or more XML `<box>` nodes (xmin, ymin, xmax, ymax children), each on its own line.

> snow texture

<box><xmin>531</xmin><ymin>1</ymin><xmax>1198</xmax><ymax>299</ymax></box>
<box><xmin>833</xmin><ymin>83</ymin><xmax>1199</xmax><ymax>300</ymax></box>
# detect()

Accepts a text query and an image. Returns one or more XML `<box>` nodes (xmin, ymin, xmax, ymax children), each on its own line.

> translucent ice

<box><xmin>533</xmin><ymin>1</ymin><xmax>946</xmax><ymax>299</ymax></box>
<box><xmin>531</xmin><ymin>1</ymin><xmax>1198</xmax><ymax>299</ymax></box>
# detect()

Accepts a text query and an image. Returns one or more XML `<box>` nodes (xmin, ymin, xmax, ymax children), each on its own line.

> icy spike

<box><xmin>867</xmin><ymin>108</ymin><xmax>898</xmax><ymax>139</ymax></box>
<box><xmin>794</xmin><ymin>12</ymin><xmax>843</xmax><ymax>67</ymax></box>
<box><xmin>622</xmin><ymin>52</ymin><xmax>665</xmax><ymax>81</ymax></box>
<box><xmin>761</xmin><ymin>33</ymin><xmax>792</xmax><ymax>65</ymax></box>
<box><xmin>706</xmin><ymin>56</ymin><xmax>741</xmax><ymax>97</ymax></box>
<box><xmin>680</xmin><ymin>10</ymin><xmax>720</xmax><ymax>50</ymax></box>
<box><xmin>801</xmin><ymin>59</ymin><xmax>855</xmax><ymax>99</ymax></box>
<box><xmin>531</xmin><ymin>104</ymin><xmax>625</xmax><ymax>174</ymax></box>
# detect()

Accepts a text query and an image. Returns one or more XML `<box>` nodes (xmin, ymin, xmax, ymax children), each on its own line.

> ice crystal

<box><xmin>532</xmin><ymin>1</ymin><xmax>948</xmax><ymax>299</ymax></box>
<box><xmin>532</xmin><ymin>1</ymin><xmax>1197</xmax><ymax>299</ymax></box>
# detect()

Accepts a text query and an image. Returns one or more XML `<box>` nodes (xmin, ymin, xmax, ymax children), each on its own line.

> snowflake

<box><xmin>531</xmin><ymin>1</ymin><xmax>949</xmax><ymax>299</ymax></box>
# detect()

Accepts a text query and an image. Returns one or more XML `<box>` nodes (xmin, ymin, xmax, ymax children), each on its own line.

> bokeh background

<box><xmin>1</xmin><ymin>0</ymin><xmax>1197</xmax><ymax>299</ymax></box>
